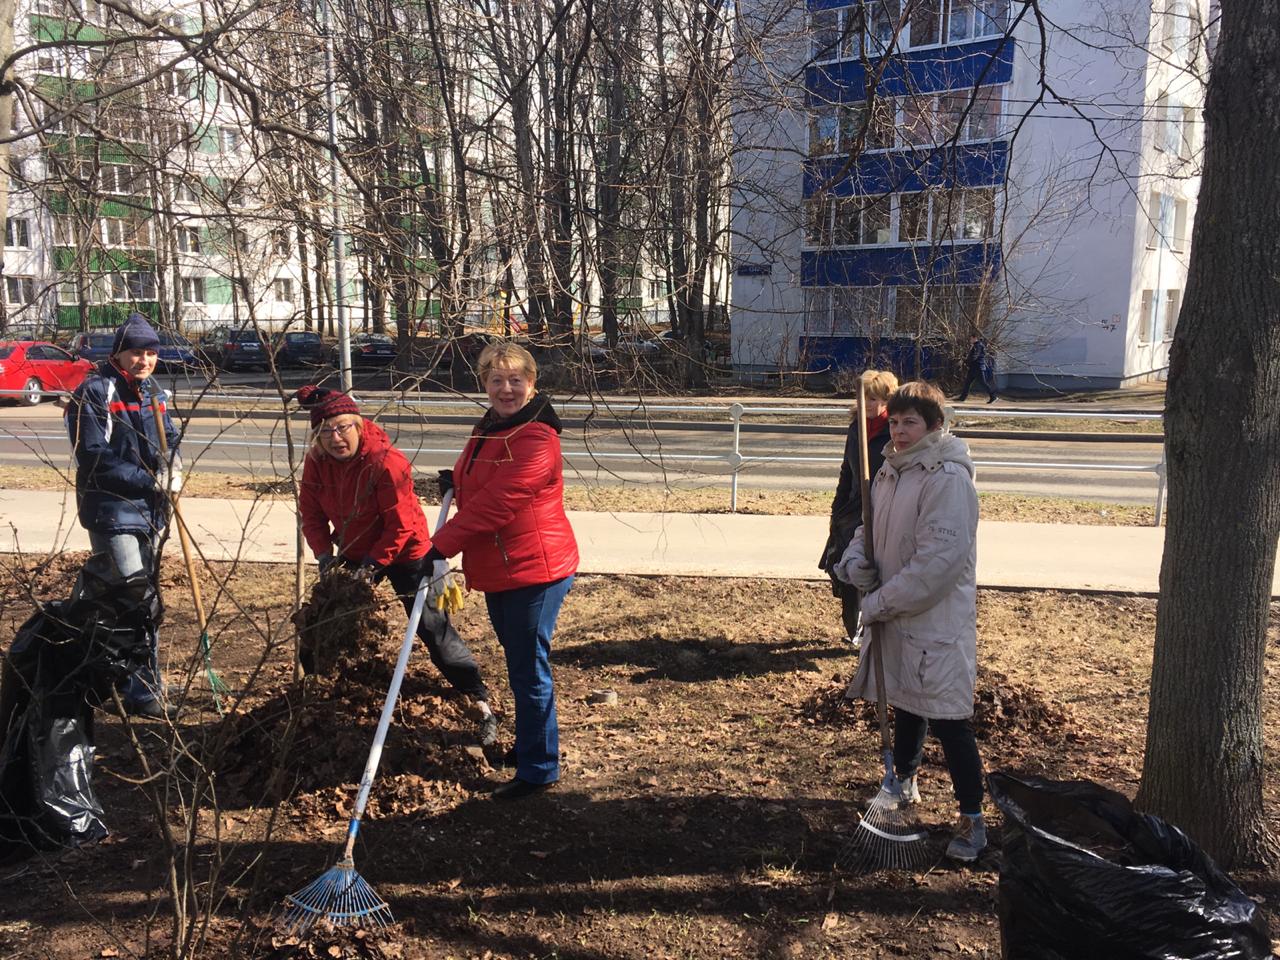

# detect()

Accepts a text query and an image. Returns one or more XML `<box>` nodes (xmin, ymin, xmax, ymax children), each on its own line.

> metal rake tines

<box><xmin>837</xmin><ymin>786</ymin><xmax>934</xmax><ymax>873</ymax></box>
<box><xmin>281</xmin><ymin>860</ymin><xmax>393</xmax><ymax>935</ymax></box>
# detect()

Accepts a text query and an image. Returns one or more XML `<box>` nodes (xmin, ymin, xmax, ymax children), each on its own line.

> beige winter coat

<box><xmin>835</xmin><ymin>429</ymin><xmax>979</xmax><ymax>720</ymax></box>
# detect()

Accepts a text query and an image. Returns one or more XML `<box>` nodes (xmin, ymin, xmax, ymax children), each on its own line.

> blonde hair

<box><xmin>477</xmin><ymin>341</ymin><xmax>538</xmax><ymax>385</ymax></box>
<box><xmin>861</xmin><ymin>369</ymin><xmax>899</xmax><ymax>401</ymax></box>
<box><xmin>310</xmin><ymin>414</ymin><xmax>364</xmax><ymax>455</ymax></box>
<box><xmin>853</xmin><ymin>369</ymin><xmax>899</xmax><ymax>418</ymax></box>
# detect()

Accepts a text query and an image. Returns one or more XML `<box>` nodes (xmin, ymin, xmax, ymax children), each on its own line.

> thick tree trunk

<box><xmin>1135</xmin><ymin>0</ymin><xmax>1280</xmax><ymax>869</ymax></box>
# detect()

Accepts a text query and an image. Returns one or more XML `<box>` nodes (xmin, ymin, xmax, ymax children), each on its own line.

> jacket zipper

<box><xmin>494</xmin><ymin>532</ymin><xmax>511</xmax><ymax>568</ymax></box>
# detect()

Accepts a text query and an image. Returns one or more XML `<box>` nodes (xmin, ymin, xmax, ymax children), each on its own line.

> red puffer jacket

<box><xmin>299</xmin><ymin>419</ymin><xmax>431</xmax><ymax>567</ymax></box>
<box><xmin>432</xmin><ymin>395</ymin><xmax>578</xmax><ymax>593</ymax></box>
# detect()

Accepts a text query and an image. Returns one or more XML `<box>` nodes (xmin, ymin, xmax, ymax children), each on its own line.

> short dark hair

<box><xmin>887</xmin><ymin>381</ymin><xmax>947</xmax><ymax>429</ymax></box>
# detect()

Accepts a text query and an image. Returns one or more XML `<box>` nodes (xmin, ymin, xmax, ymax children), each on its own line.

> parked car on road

<box><xmin>157</xmin><ymin>331</ymin><xmax>198</xmax><ymax>371</ymax></box>
<box><xmin>275</xmin><ymin>330</ymin><xmax>326</xmax><ymax>367</ymax></box>
<box><xmin>199</xmin><ymin>325</ymin><xmax>271</xmax><ymax>371</ymax></box>
<box><xmin>68</xmin><ymin>331</ymin><xmax>116</xmax><ymax>365</ymax></box>
<box><xmin>333</xmin><ymin>332</ymin><xmax>396</xmax><ymax>366</ymax></box>
<box><xmin>0</xmin><ymin>340</ymin><xmax>94</xmax><ymax>405</ymax></box>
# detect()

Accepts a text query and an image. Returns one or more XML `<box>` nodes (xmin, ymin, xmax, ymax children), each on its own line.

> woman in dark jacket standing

<box><xmin>295</xmin><ymin>385</ymin><xmax>497</xmax><ymax>745</ymax></box>
<box><xmin>428</xmin><ymin>342</ymin><xmax>578</xmax><ymax>800</ymax></box>
<box><xmin>818</xmin><ymin>369</ymin><xmax>898</xmax><ymax>644</ymax></box>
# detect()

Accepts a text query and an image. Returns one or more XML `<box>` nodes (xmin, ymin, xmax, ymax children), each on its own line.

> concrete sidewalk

<box><xmin>1</xmin><ymin>488</ymin><xmax>1273</xmax><ymax>596</ymax></box>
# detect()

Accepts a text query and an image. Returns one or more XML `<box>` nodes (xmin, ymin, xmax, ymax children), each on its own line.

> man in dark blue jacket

<box><xmin>66</xmin><ymin>314</ymin><xmax>182</xmax><ymax>718</ymax></box>
<box><xmin>956</xmin><ymin>334</ymin><xmax>998</xmax><ymax>403</ymax></box>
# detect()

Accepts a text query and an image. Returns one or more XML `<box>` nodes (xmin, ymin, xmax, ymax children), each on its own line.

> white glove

<box><xmin>167</xmin><ymin>467</ymin><xmax>184</xmax><ymax>494</ymax></box>
<box><xmin>425</xmin><ymin>559</ymin><xmax>452</xmax><ymax>605</ymax></box>
<box><xmin>425</xmin><ymin>559</ymin><xmax>464</xmax><ymax>614</ymax></box>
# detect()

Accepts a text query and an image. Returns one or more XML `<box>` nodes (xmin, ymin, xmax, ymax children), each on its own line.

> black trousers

<box><xmin>384</xmin><ymin>563</ymin><xmax>490</xmax><ymax>702</ymax></box>
<box><xmin>957</xmin><ymin>362</ymin><xmax>996</xmax><ymax>401</ymax></box>
<box><xmin>893</xmin><ymin>708</ymin><xmax>984</xmax><ymax>815</ymax></box>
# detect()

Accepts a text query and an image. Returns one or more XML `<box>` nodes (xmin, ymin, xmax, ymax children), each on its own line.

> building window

<box><xmin>1156</xmin><ymin>93</ymin><xmax>1184</xmax><ymax>154</ymax></box>
<box><xmin>803</xmin><ymin>287</ymin><xmax>833</xmax><ymax>335</ymax></box>
<box><xmin>177</xmin><ymin>226</ymin><xmax>201</xmax><ymax>252</ymax></box>
<box><xmin>1163</xmin><ymin>289</ymin><xmax>1180</xmax><ymax>339</ymax></box>
<box><xmin>810</xmin><ymin>8</ymin><xmax>841</xmax><ymax>62</ymax></box>
<box><xmin>906</xmin><ymin>0</ymin><xmax>1007</xmax><ymax>48</ymax></box>
<box><xmin>809</xmin><ymin>106</ymin><xmax>838</xmax><ymax>156</ymax></box>
<box><xmin>805</xmin><ymin>197</ymin><xmax>833</xmax><ymax>245</ymax></box>
<box><xmin>908</xmin><ymin>0</ymin><xmax>944</xmax><ymax>47</ymax></box>
<box><xmin>1138</xmin><ymin>289</ymin><xmax>1155</xmax><ymax>343</ymax></box>
<box><xmin>5</xmin><ymin>218</ymin><xmax>30</xmax><ymax>248</ymax></box>
<box><xmin>960</xmin><ymin>187</ymin><xmax>996</xmax><ymax>239</ymax></box>
<box><xmin>4</xmin><ymin>276</ymin><xmax>36</xmax><ymax>305</ymax></box>
<box><xmin>860</xmin><ymin>196</ymin><xmax>892</xmax><ymax>244</ymax></box>
<box><xmin>109</xmin><ymin>271</ymin><xmax>156</xmax><ymax>302</ymax></box>
<box><xmin>1172</xmin><ymin>200</ymin><xmax>1188</xmax><ymax>252</ymax></box>
<box><xmin>273</xmin><ymin>278</ymin><xmax>294</xmax><ymax>302</ymax></box>
<box><xmin>898</xmin><ymin>191</ymin><xmax>930</xmax><ymax>242</ymax></box>
<box><xmin>219</xmin><ymin>126</ymin><xmax>241</xmax><ymax>153</ymax></box>
<box><xmin>845</xmin><ymin>98</ymin><xmax>896</xmax><ymax>150</ymax></box>
<box><xmin>1145</xmin><ymin>191</ymin><xmax>1161</xmax><ymax>249</ymax></box>
<box><xmin>830</xmin><ymin>194</ymin><xmax>892</xmax><ymax>245</ymax></box>
<box><xmin>100</xmin><ymin>163</ymin><xmax>140</xmax><ymax>195</ymax></box>
<box><xmin>271</xmin><ymin>227</ymin><xmax>292</xmax><ymax>255</ymax></box>
<box><xmin>181</xmin><ymin>276</ymin><xmax>206</xmax><ymax>304</ymax></box>
<box><xmin>1179</xmin><ymin>106</ymin><xmax>1196</xmax><ymax>158</ymax></box>
<box><xmin>900</xmin><ymin>95</ymin><xmax>935</xmax><ymax>146</ymax></box>
<box><xmin>100</xmin><ymin>217</ymin><xmax>127</xmax><ymax>246</ymax></box>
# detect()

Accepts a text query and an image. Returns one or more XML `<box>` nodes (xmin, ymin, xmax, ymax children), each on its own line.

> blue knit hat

<box><xmin>111</xmin><ymin>313</ymin><xmax>161</xmax><ymax>354</ymax></box>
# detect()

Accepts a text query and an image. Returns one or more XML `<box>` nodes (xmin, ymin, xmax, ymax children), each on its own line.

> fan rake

<box><xmin>280</xmin><ymin>493</ymin><xmax>454</xmax><ymax>934</ymax></box>
<box><xmin>836</xmin><ymin>641</ymin><xmax>933</xmax><ymax>873</ymax></box>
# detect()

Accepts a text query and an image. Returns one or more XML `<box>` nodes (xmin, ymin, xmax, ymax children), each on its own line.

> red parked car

<box><xmin>0</xmin><ymin>340</ymin><xmax>94</xmax><ymax>405</ymax></box>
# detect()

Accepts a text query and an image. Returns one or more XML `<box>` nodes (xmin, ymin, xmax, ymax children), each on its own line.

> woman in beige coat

<box><xmin>835</xmin><ymin>380</ymin><xmax>986</xmax><ymax>862</ymax></box>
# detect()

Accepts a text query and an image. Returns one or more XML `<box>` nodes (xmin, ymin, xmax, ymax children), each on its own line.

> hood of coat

<box><xmin>886</xmin><ymin>429</ymin><xmax>975</xmax><ymax>478</ymax></box>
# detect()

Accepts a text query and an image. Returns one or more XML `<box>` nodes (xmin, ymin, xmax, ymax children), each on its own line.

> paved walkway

<box><xmin>1</xmin><ymin>488</ymin><xmax>1273</xmax><ymax>596</ymax></box>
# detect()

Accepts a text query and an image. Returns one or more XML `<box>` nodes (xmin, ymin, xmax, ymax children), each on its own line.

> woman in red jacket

<box><xmin>295</xmin><ymin>385</ymin><xmax>497</xmax><ymax>745</ymax></box>
<box><xmin>427</xmin><ymin>343</ymin><xmax>578</xmax><ymax>800</ymax></box>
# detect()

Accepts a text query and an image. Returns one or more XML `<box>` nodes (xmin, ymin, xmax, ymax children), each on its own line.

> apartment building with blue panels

<box><xmin>730</xmin><ymin>0</ymin><xmax>1209</xmax><ymax>388</ymax></box>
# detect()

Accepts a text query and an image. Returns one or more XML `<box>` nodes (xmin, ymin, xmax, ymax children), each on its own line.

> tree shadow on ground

<box><xmin>556</xmin><ymin>634</ymin><xmax>849</xmax><ymax>683</ymax></box>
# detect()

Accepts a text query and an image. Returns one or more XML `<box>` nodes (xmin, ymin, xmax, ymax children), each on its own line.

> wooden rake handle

<box><xmin>856</xmin><ymin>378</ymin><xmax>892</xmax><ymax>759</ymax></box>
<box><xmin>151</xmin><ymin>397</ymin><xmax>208</xmax><ymax>634</ymax></box>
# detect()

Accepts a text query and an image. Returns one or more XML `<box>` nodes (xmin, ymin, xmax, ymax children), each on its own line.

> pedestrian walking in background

<box><xmin>65</xmin><ymin>313</ymin><xmax>181</xmax><ymax>719</ymax></box>
<box><xmin>835</xmin><ymin>380</ymin><xmax>988</xmax><ymax>862</ymax></box>
<box><xmin>956</xmin><ymin>334</ymin><xmax>997</xmax><ymax>403</ymax></box>
<box><xmin>426</xmin><ymin>342</ymin><xmax>578</xmax><ymax>800</ymax></box>
<box><xmin>295</xmin><ymin>385</ymin><xmax>498</xmax><ymax>746</ymax></box>
<box><xmin>818</xmin><ymin>369</ymin><xmax>898</xmax><ymax>648</ymax></box>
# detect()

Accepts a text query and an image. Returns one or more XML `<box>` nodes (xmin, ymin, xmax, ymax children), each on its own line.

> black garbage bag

<box><xmin>0</xmin><ymin>557</ymin><xmax>157</xmax><ymax>858</ymax></box>
<box><xmin>990</xmin><ymin>772</ymin><xmax>1272</xmax><ymax>960</ymax></box>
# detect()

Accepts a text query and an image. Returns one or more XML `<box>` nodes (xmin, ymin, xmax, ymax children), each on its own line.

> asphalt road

<box><xmin>0</xmin><ymin>397</ymin><xmax>1165</xmax><ymax>508</ymax></box>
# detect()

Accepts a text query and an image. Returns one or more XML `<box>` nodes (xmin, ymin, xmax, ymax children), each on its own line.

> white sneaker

<box><xmin>894</xmin><ymin>773</ymin><xmax>920</xmax><ymax>806</ymax></box>
<box><xmin>945</xmin><ymin>813</ymin><xmax>987</xmax><ymax>862</ymax></box>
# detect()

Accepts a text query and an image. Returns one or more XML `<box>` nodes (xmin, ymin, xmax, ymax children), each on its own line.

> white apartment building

<box><xmin>730</xmin><ymin>0</ymin><xmax>1209</xmax><ymax>389</ymax></box>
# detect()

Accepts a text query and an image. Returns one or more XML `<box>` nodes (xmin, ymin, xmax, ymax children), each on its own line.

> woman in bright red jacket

<box><xmin>295</xmin><ymin>385</ymin><xmax>497</xmax><ymax>745</ymax></box>
<box><xmin>427</xmin><ymin>343</ymin><xmax>578</xmax><ymax>800</ymax></box>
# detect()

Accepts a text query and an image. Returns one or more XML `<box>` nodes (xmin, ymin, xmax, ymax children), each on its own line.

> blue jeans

<box><xmin>86</xmin><ymin>530</ymin><xmax>162</xmax><ymax>707</ymax></box>
<box><xmin>485</xmin><ymin>576</ymin><xmax>574</xmax><ymax>785</ymax></box>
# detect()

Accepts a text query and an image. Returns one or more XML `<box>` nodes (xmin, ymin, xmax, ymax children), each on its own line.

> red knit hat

<box><xmin>295</xmin><ymin>385</ymin><xmax>360</xmax><ymax>427</ymax></box>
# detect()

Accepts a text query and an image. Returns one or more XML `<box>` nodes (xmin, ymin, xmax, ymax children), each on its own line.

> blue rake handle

<box><xmin>339</xmin><ymin>490</ymin><xmax>453</xmax><ymax>859</ymax></box>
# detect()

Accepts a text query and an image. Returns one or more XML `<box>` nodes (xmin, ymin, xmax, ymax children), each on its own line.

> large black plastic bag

<box><xmin>0</xmin><ymin>603</ymin><xmax>109</xmax><ymax>854</ymax></box>
<box><xmin>990</xmin><ymin>772</ymin><xmax>1272</xmax><ymax>960</ymax></box>
<box><xmin>0</xmin><ymin>558</ymin><xmax>156</xmax><ymax>857</ymax></box>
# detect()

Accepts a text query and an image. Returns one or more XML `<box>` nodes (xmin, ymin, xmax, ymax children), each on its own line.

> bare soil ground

<box><xmin>0</xmin><ymin>554</ymin><xmax>1275</xmax><ymax>959</ymax></box>
<box><xmin>0</xmin><ymin>465</ymin><xmax>1155</xmax><ymax>526</ymax></box>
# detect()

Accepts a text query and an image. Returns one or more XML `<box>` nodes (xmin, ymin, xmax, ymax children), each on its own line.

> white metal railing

<box><xmin>1</xmin><ymin>389</ymin><xmax>1169</xmax><ymax>524</ymax></box>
